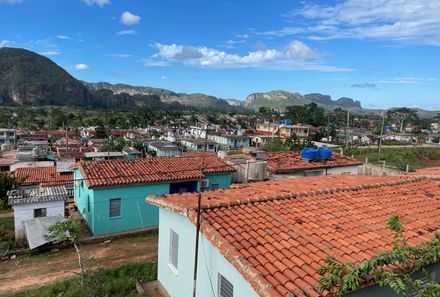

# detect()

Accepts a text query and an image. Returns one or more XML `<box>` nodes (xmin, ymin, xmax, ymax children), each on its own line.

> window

<box><xmin>109</xmin><ymin>198</ymin><xmax>121</xmax><ymax>218</ymax></box>
<box><xmin>218</xmin><ymin>273</ymin><xmax>233</xmax><ymax>297</ymax></box>
<box><xmin>34</xmin><ymin>208</ymin><xmax>47</xmax><ymax>218</ymax></box>
<box><xmin>87</xmin><ymin>195</ymin><xmax>91</xmax><ymax>212</ymax></box>
<box><xmin>197</xmin><ymin>144</ymin><xmax>202</xmax><ymax>150</ymax></box>
<box><xmin>211</xmin><ymin>183</ymin><xmax>220</xmax><ymax>190</ymax></box>
<box><xmin>169</xmin><ymin>229</ymin><xmax>179</xmax><ymax>272</ymax></box>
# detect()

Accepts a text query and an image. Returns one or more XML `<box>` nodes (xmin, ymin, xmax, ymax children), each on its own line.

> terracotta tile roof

<box><xmin>78</xmin><ymin>155</ymin><xmax>235</xmax><ymax>189</ymax></box>
<box><xmin>14</xmin><ymin>167</ymin><xmax>73</xmax><ymax>186</ymax></box>
<box><xmin>148</xmin><ymin>175</ymin><xmax>440</xmax><ymax>297</ymax></box>
<box><xmin>266</xmin><ymin>151</ymin><xmax>362</xmax><ymax>174</ymax></box>
<box><xmin>409</xmin><ymin>167</ymin><xmax>440</xmax><ymax>181</ymax></box>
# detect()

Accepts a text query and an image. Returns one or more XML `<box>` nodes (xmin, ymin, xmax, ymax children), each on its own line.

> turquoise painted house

<box><xmin>74</xmin><ymin>155</ymin><xmax>234</xmax><ymax>236</ymax></box>
<box><xmin>147</xmin><ymin>175</ymin><xmax>440</xmax><ymax>297</ymax></box>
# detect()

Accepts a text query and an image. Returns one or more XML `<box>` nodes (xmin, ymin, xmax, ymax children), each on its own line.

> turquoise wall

<box><xmin>75</xmin><ymin>169</ymin><xmax>232</xmax><ymax>236</ymax></box>
<box><xmin>202</xmin><ymin>173</ymin><xmax>232</xmax><ymax>191</ymax></box>
<box><xmin>157</xmin><ymin>208</ymin><xmax>258</xmax><ymax>297</ymax></box>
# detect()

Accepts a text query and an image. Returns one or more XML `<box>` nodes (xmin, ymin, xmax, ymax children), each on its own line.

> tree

<box><xmin>48</xmin><ymin>217</ymin><xmax>105</xmax><ymax>297</ymax></box>
<box><xmin>0</xmin><ymin>173</ymin><xmax>20</xmax><ymax>209</ymax></box>
<box><xmin>319</xmin><ymin>215</ymin><xmax>440</xmax><ymax>297</ymax></box>
<box><xmin>386</xmin><ymin>108</ymin><xmax>419</xmax><ymax>132</ymax></box>
<box><xmin>282</xmin><ymin>134</ymin><xmax>315</xmax><ymax>151</ymax></box>
<box><xmin>48</xmin><ymin>217</ymin><xmax>84</xmax><ymax>274</ymax></box>
<box><xmin>285</xmin><ymin>103</ymin><xmax>325</xmax><ymax>126</ymax></box>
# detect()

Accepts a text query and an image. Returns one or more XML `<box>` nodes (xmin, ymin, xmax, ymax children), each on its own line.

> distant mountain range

<box><xmin>0</xmin><ymin>47</ymin><xmax>437</xmax><ymax>117</ymax></box>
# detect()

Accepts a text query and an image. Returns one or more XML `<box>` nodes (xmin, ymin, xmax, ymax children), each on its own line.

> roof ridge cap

<box><xmin>200</xmin><ymin>176</ymin><xmax>426</xmax><ymax>210</ymax></box>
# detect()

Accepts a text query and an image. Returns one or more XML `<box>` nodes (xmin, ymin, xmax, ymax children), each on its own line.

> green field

<box><xmin>345</xmin><ymin>147</ymin><xmax>440</xmax><ymax>171</ymax></box>
<box><xmin>5</xmin><ymin>262</ymin><xmax>157</xmax><ymax>297</ymax></box>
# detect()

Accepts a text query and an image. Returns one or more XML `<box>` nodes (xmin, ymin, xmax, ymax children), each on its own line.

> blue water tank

<box><xmin>301</xmin><ymin>148</ymin><xmax>317</xmax><ymax>160</ymax></box>
<box><xmin>317</xmin><ymin>147</ymin><xmax>332</xmax><ymax>159</ymax></box>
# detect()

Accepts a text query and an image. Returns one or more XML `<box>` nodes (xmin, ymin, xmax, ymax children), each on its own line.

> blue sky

<box><xmin>1</xmin><ymin>0</ymin><xmax>439</xmax><ymax>110</ymax></box>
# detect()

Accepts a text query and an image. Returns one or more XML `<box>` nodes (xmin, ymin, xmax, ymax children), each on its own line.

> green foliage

<box><xmin>47</xmin><ymin>217</ymin><xmax>83</xmax><ymax>245</ymax></box>
<box><xmin>386</xmin><ymin>108</ymin><xmax>419</xmax><ymax>132</ymax></box>
<box><xmin>9</xmin><ymin>262</ymin><xmax>157</xmax><ymax>297</ymax></box>
<box><xmin>0</xmin><ymin>217</ymin><xmax>14</xmax><ymax>257</ymax></box>
<box><xmin>345</xmin><ymin>147</ymin><xmax>440</xmax><ymax>171</ymax></box>
<box><xmin>0</xmin><ymin>173</ymin><xmax>20</xmax><ymax>210</ymax></box>
<box><xmin>319</xmin><ymin>216</ymin><xmax>440</xmax><ymax>297</ymax></box>
<box><xmin>263</xmin><ymin>134</ymin><xmax>315</xmax><ymax>152</ymax></box>
<box><xmin>101</xmin><ymin>138</ymin><xmax>128</xmax><ymax>152</ymax></box>
<box><xmin>285</xmin><ymin>103</ymin><xmax>325</xmax><ymax>126</ymax></box>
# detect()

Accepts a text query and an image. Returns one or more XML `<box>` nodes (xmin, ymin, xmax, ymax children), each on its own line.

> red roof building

<box><xmin>77</xmin><ymin>154</ymin><xmax>235</xmax><ymax>189</ymax></box>
<box><xmin>14</xmin><ymin>166</ymin><xmax>73</xmax><ymax>187</ymax></box>
<box><xmin>148</xmin><ymin>175</ymin><xmax>440</xmax><ymax>297</ymax></box>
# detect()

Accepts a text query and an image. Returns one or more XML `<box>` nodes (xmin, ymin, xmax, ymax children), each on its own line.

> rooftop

<box><xmin>409</xmin><ymin>166</ymin><xmax>440</xmax><ymax>180</ymax></box>
<box><xmin>148</xmin><ymin>175</ymin><xmax>440</xmax><ymax>297</ymax></box>
<box><xmin>266</xmin><ymin>151</ymin><xmax>362</xmax><ymax>174</ymax></box>
<box><xmin>78</xmin><ymin>154</ymin><xmax>235</xmax><ymax>189</ymax></box>
<box><xmin>8</xmin><ymin>185</ymin><xmax>69</xmax><ymax>206</ymax></box>
<box><xmin>14</xmin><ymin>166</ymin><xmax>73</xmax><ymax>186</ymax></box>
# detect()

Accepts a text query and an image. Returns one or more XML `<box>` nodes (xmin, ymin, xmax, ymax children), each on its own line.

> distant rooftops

<box><xmin>266</xmin><ymin>151</ymin><xmax>361</xmax><ymax>174</ymax></box>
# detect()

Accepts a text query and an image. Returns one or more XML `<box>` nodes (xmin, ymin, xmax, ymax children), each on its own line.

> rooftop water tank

<box><xmin>317</xmin><ymin>147</ymin><xmax>332</xmax><ymax>159</ymax></box>
<box><xmin>300</xmin><ymin>148</ymin><xmax>317</xmax><ymax>160</ymax></box>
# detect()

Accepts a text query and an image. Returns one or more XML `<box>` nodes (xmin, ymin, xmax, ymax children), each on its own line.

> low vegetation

<box><xmin>345</xmin><ymin>147</ymin><xmax>440</xmax><ymax>171</ymax></box>
<box><xmin>319</xmin><ymin>216</ymin><xmax>440</xmax><ymax>297</ymax></box>
<box><xmin>0</xmin><ymin>216</ymin><xmax>14</xmax><ymax>257</ymax></box>
<box><xmin>8</xmin><ymin>262</ymin><xmax>157</xmax><ymax>297</ymax></box>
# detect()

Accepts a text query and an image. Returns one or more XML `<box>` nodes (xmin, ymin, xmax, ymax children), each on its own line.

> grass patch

<box><xmin>346</xmin><ymin>147</ymin><xmax>440</xmax><ymax>171</ymax></box>
<box><xmin>7</xmin><ymin>262</ymin><xmax>157</xmax><ymax>297</ymax></box>
<box><xmin>0</xmin><ymin>217</ymin><xmax>14</xmax><ymax>239</ymax></box>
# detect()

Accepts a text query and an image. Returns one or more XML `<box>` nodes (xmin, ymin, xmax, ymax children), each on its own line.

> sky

<box><xmin>0</xmin><ymin>0</ymin><xmax>439</xmax><ymax>110</ymax></box>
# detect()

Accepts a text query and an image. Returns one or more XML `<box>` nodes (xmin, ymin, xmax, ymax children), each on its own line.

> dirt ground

<box><xmin>0</xmin><ymin>234</ymin><xmax>158</xmax><ymax>295</ymax></box>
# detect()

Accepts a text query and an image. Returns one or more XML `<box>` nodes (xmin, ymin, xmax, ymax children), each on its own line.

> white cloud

<box><xmin>287</xmin><ymin>40</ymin><xmax>316</xmax><ymax>60</ymax></box>
<box><xmin>116</xmin><ymin>30</ymin><xmax>137</xmax><ymax>36</ymax></box>
<box><xmin>56</xmin><ymin>35</ymin><xmax>71</xmax><ymax>40</ymax></box>
<box><xmin>0</xmin><ymin>40</ymin><xmax>12</xmax><ymax>47</ymax></box>
<box><xmin>40</xmin><ymin>50</ymin><xmax>60</xmax><ymax>56</ymax></box>
<box><xmin>140</xmin><ymin>58</ymin><xmax>170</xmax><ymax>67</ymax></box>
<box><xmin>120</xmin><ymin>11</ymin><xmax>141</xmax><ymax>25</ymax></box>
<box><xmin>287</xmin><ymin>0</ymin><xmax>440</xmax><ymax>46</ymax></box>
<box><xmin>146</xmin><ymin>41</ymin><xmax>350</xmax><ymax>72</ymax></box>
<box><xmin>376</xmin><ymin>77</ymin><xmax>436</xmax><ymax>84</ymax></box>
<box><xmin>74</xmin><ymin>63</ymin><xmax>89</xmax><ymax>71</ymax></box>
<box><xmin>0</xmin><ymin>0</ymin><xmax>22</xmax><ymax>4</ymax></box>
<box><xmin>82</xmin><ymin>0</ymin><xmax>110</xmax><ymax>7</ymax></box>
<box><xmin>107</xmin><ymin>53</ymin><xmax>132</xmax><ymax>58</ymax></box>
<box><xmin>160</xmin><ymin>75</ymin><xmax>170</xmax><ymax>80</ymax></box>
<box><xmin>36</xmin><ymin>38</ymin><xmax>57</xmax><ymax>48</ymax></box>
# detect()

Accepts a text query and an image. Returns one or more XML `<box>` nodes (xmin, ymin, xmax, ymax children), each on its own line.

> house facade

<box><xmin>74</xmin><ymin>156</ymin><xmax>234</xmax><ymax>236</ymax></box>
<box><xmin>147</xmin><ymin>140</ymin><xmax>181</xmax><ymax>157</ymax></box>
<box><xmin>0</xmin><ymin>128</ymin><xmax>17</xmax><ymax>146</ymax></box>
<box><xmin>256</xmin><ymin>123</ymin><xmax>311</xmax><ymax>139</ymax></box>
<box><xmin>180</xmin><ymin>138</ymin><xmax>219</xmax><ymax>153</ymax></box>
<box><xmin>8</xmin><ymin>186</ymin><xmax>68</xmax><ymax>245</ymax></box>
<box><xmin>148</xmin><ymin>175</ymin><xmax>440</xmax><ymax>297</ymax></box>
<box><xmin>208</xmin><ymin>134</ymin><xmax>251</xmax><ymax>149</ymax></box>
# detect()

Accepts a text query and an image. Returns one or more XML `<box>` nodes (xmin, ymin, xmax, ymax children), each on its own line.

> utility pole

<box><xmin>192</xmin><ymin>124</ymin><xmax>209</xmax><ymax>297</ymax></box>
<box><xmin>378</xmin><ymin>113</ymin><xmax>385</xmax><ymax>161</ymax></box>
<box><xmin>345</xmin><ymin>109</ymin><xmax>350</xmax><ymax>148</ymax></box>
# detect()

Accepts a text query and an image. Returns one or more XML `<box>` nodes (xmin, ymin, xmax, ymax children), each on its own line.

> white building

<box><xmin>8</xmin><ymin>186</ymin><xmax>68</xmax><ymax>246</ymax></box>
<box><xmin>180</xmin><ymin>138</ymin><xmax>219</xmax><ymax>153</ymax></box>
<box><xmin>147</xmin><ymin>140</ymin><xmax>181</xmax><ymax>157</ymax></box>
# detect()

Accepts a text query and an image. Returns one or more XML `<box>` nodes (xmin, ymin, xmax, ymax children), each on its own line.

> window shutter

<box><xmin>169</xmin><ymin>229</ymin><xmax>179</xmax><ymax>270</ymax></box>
<box><xmin>109</xmin><ymin>198</ymin><xmax>121</xmax><ymax>217</ymax></box>
<box><xmin>218</xmin><ymin>274</ymin><xmax>233</xmax><ymax>297</ymax></box>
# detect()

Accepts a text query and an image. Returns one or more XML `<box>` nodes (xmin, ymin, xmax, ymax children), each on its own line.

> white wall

<box><xmin>158</xmin><ymin>208</ymin><xmax>258</xmax><ymax>297</ymax></box>
<box><xmin>13</xmin><ymin>200</ymin><xmax>65</xmax><ymax>242</ymax></box>
<box><xmin>326</xmin><ymin>165</ymin><xmax>359</xmax><ymax>175</ymax></box>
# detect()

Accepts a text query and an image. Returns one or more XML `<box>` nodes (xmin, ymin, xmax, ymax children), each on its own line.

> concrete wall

<box><xmin>157</xmin><ymin>208</ymin><xmax>258</xmax><ymax>297</ymax></box>
<box><xmin>269</xmin><ymin>165</ymin><xmax>359</xmax><ymax>179</ymax></box>
<box><xmin>13</xmin><ymin>200</ymin><xmax>64</xmax><ymax>242</ymax></box>
<box><xmin>75</xmin><ymin>169</ymin><xmax>232</xmax><ymax>236</ymax></box>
